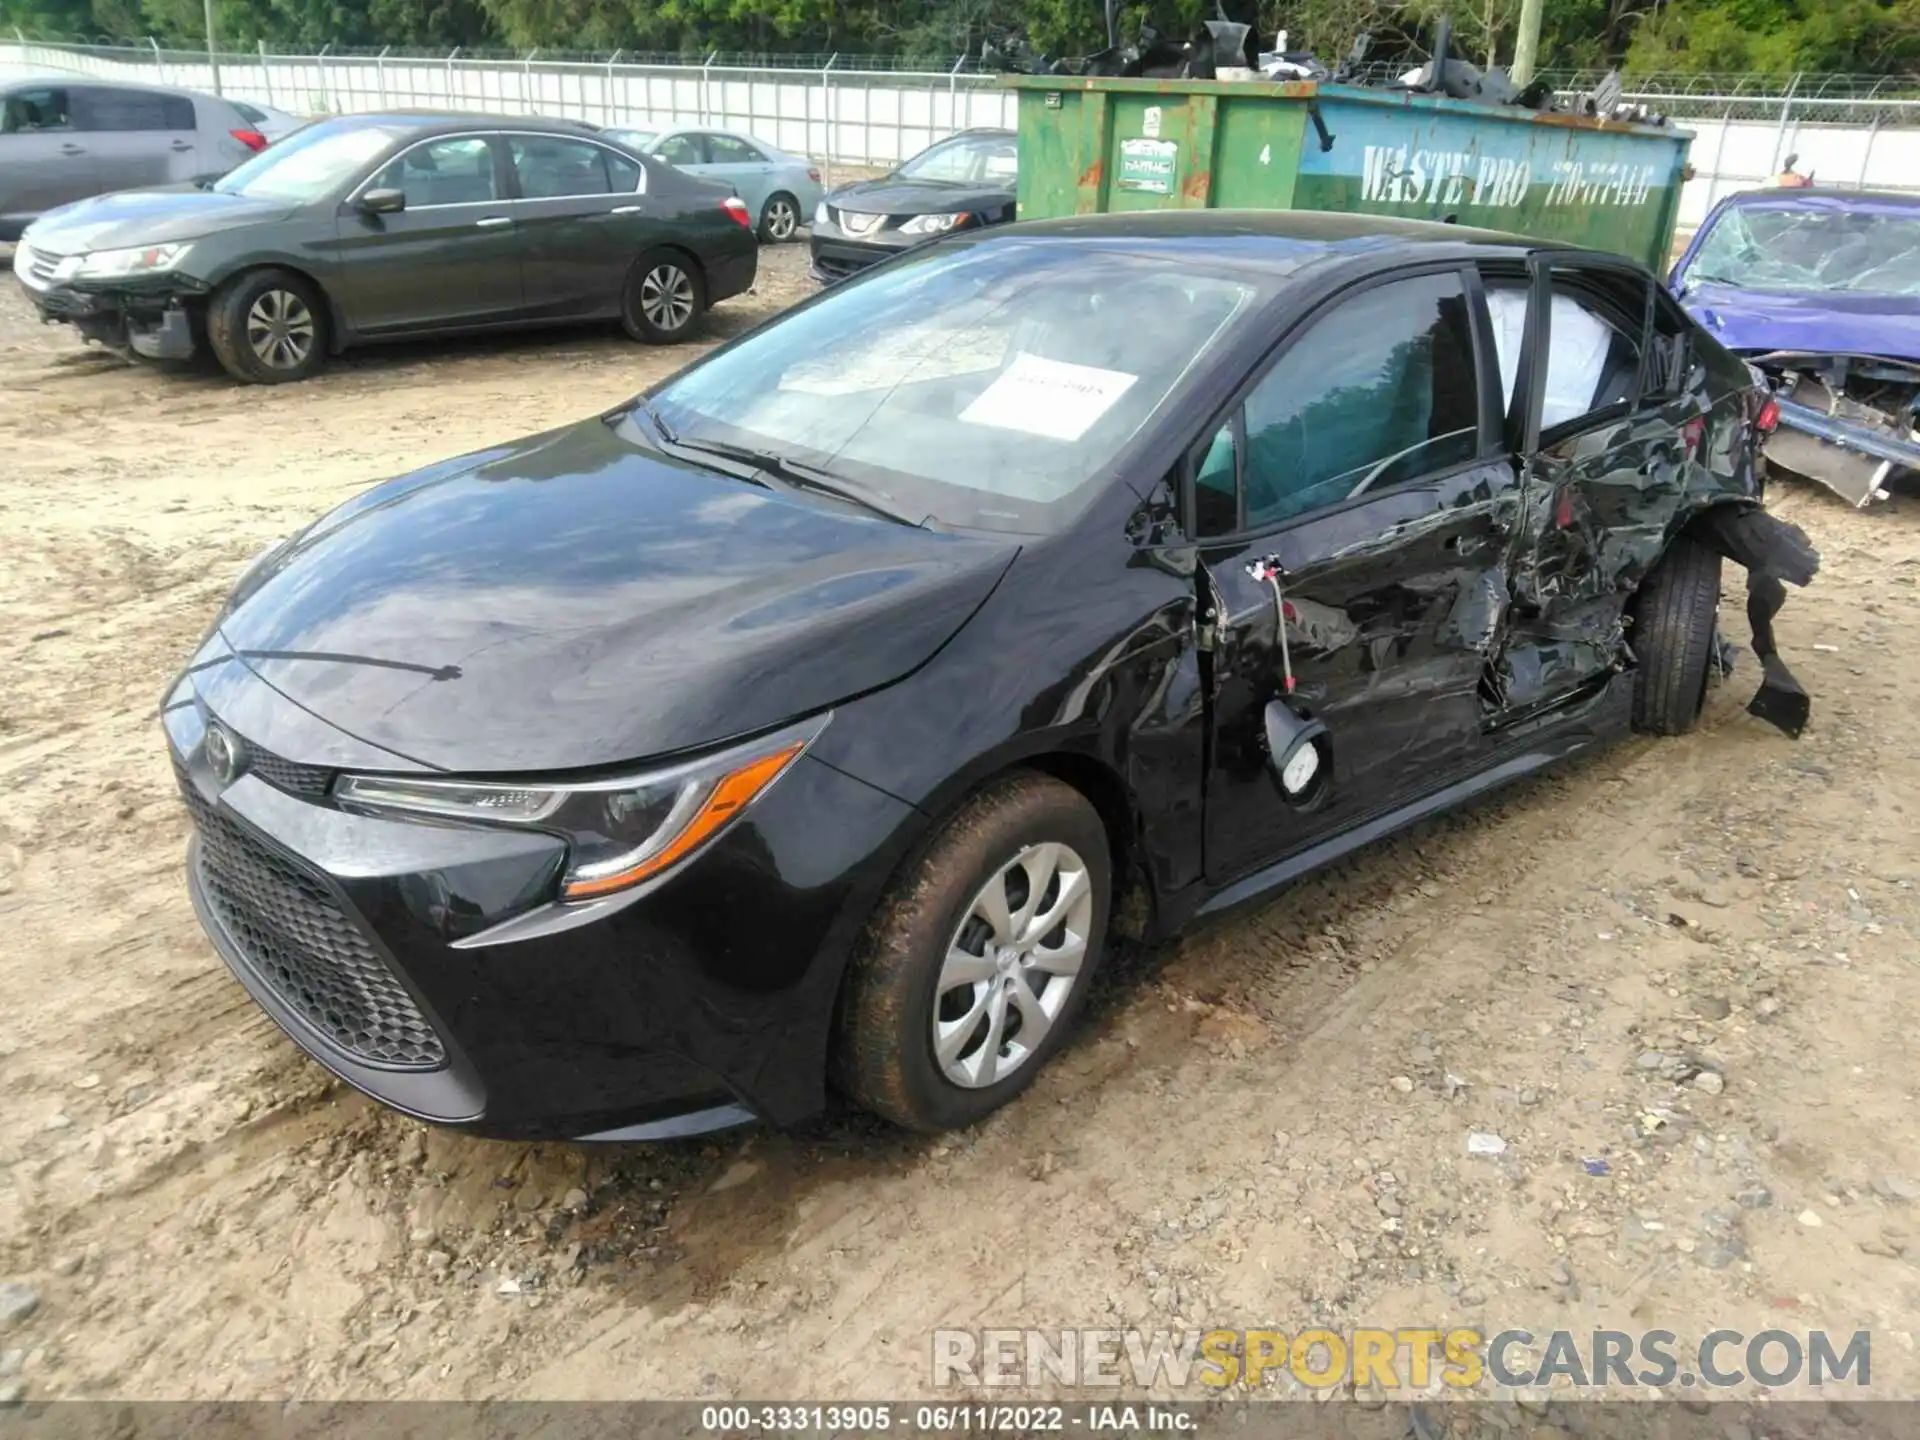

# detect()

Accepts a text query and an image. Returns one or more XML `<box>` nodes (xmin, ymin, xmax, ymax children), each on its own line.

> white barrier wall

<box><xmin>4</xmin><ymin>42</ymin><xmax>1914</xmax><ymax>225</ymax></box>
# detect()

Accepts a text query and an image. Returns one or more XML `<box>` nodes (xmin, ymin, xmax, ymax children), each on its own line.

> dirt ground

<box><xmin>2</xmin><ymin>241</ymin><xmax>1919</xmax><ymax>1410</ymax></box>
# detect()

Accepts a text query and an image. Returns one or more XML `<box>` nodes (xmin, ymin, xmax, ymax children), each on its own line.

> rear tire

<box><xmin>758</xmin><ymin>192</ymin><xmax>801</xmax><ymax>243</ymax></box>
<box><xmin>205</xmin><ymin>268</ymin><xmax>327</xmax><ymax>384</ymax></box>
<box><xmin>833</xmin><ymin>772</ymin><xmax>1111</xmax><ymax>1133</ymax></box>
<box><xmin>1630</xmin><ymin>534</ymin><xmax>1723</xmax><ymax>735</ymax></box>
<box><xmin>621</xmin><ymin>250</ymin><xmax>706</xmax><ymax>344</ymax></box>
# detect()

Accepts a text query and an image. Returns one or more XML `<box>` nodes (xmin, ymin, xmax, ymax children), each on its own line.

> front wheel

<box><xmin>205</xmin><ymin>269</ymin><xmax>327</xmax><ymax>384</ymax></box>
<box><xmin>834</xmin><ymin>773</ymin><xmax>1111</xmax><ymax>1133</ymax></box>
<box><xmin>1630</xmin><ymin>534</ymin><xmax>1724</xmax><ymax>735</ymax></box>
<box><xmin>759</xmin><ymin>192</ymin><xmax>801</xmax><ymax>243</ymax></box>
<box><xmin>621</xmin><ymin>250</ymin><xmax>706</xmax><ymax>344</ymax></box>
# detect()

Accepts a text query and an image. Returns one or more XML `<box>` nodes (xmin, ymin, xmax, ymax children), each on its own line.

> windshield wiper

<box><xmin>633</xmin><ymin>399</ymin><xmax>677</xmax><ymax>445</ymax></box>
<box><xmin>663</xmin><ymin>436</ymin><xmax>926</xmax><ymax>528</ymax></box>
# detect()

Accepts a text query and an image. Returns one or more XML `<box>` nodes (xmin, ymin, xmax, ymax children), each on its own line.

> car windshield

<box><xmin>213</xmin><ymin>123</ymin><xmax>406</xmax><ymax>202</ymax></box>
<box><xmin>644</xmin><ymin>239</ymin><xmax>1269</xmax><ymax>534</ymax></box>
<box><xmin>606</xmin><ymin>128</ymin><xmax>655</xmax><ymax>149</ymax></box>
<box><xmin>1687</xmin><ymin>203</ymin><xmax>1920</xmax><ymax>297</ymax></box>
<box><xmin>896</xmin><ymin>133</ymin><xmax>1017</xmax><ymax>185</ymax></box>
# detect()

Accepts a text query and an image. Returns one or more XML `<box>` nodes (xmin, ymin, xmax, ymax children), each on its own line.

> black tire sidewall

<box><xmin>1631</xmin><ymin>534</ymin><xmax>1722</xmax><ymax>735</ymax></box>
<box><xmin>882</xmin><ymin>786</ymin><xmax>1111</xmax><ymax>1131</ymax></box>
<box><xmin>208</xmin><ymin>270</ymin><xmax>326</xmax><ymax>384</ymax></box>
<box><xmin>623</xmin><ymin>250</ymin><xmax>706</xmax><ymax>343</ymax></box>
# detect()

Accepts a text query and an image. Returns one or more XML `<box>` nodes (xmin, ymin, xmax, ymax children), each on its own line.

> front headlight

<box><xmin>73</xmin><ymin>242</ymin><xmax>192</xmax><ymax>279</ymax></box>
<box><xmin>813</xmin><ymin>200</ymin><xmax>830</xmax><ymax>227</ymax></box>
<box><xmin>899</xmin><ymin>211</ymin><xmax>967</xmax><ymax>236</ymax></box>
<box><xmin>335</xmin><ymin>715</ymin><xmax>827</xmax><ymax>901</ymax></box>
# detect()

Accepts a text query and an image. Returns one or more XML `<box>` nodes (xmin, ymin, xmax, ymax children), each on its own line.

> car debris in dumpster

<box><xmin>1671</xmin><ymin>187</ymin><xmax>1920</xmax><ymax>508</ymax></box>
<box><xmin>981</xmin><ymin>6</ymin><xmax>1664</xmax><ymax>127</ymax></box>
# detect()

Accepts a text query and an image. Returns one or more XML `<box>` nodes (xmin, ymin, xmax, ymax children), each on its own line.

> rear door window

<box><xmin>2</xmin><ymin>87</ymin><xmax>71</xmax><ymax>132</ymax></box>
<box><xmin>1483</xmin><ymin>267</ymin><xmax>1650</xmax><ymax>433</ymax></box>
<box><xmin>707</xmin><ymin>134</ymin><xmax>765</xmax><ymax>164</ymax></box>
<box><xmin>74</xmin><ymin>87</ymin><xmax>188</xmax><ymax>132</ymax></box>
<box><xmin>508</xmin><ymin>135</ymin><xmax>625</xmax><ymax>197</ymax></box>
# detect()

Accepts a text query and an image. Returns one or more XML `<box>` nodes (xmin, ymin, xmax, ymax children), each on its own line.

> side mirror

<box><xmin>1263</xmin><ymin>701</ymin><xmax>1332</xmax><ymax>805</ymax></box>
<box><xmin>357</xmin><ymin>187</ymin><xmax>405</xmax><ymax>215</ymax></box>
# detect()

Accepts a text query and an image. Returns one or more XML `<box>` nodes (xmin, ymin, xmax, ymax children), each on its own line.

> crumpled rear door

<box><xmin>1483</xmin><ymin>258</ymin><xmax>1688</xmax><ymax>719</ymax></box>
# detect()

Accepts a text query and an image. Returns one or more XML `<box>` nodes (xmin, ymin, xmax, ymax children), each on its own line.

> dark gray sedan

<box><xmin>12</xmin><ymin>112</ymin><xmax>759</xmax><ymax>383</ymax></box>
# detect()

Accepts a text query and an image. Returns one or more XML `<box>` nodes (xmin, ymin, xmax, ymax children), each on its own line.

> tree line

<box><xmin>8</xmin><ymin>0</ymin><xmax>1919</xmax><ymax>76</ymax></box>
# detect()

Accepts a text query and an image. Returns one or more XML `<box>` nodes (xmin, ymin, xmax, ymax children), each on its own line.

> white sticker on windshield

<box><xmin>958</xmin><ymin>352</ymin><xmax>1139</xmax><ymax>442</ymax></box>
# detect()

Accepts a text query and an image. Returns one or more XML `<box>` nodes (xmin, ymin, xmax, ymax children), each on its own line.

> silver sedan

<box><xmin>602</xmin><ymin>125</ymin><xmax>823</xmax><ymax>243</ymax></box>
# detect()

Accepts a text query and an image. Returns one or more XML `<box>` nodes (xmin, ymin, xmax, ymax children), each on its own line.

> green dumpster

<box><xmin>1004</xmin><ymin>75</ymin><xmax>1694</xmax><ymax>272</ymax></box>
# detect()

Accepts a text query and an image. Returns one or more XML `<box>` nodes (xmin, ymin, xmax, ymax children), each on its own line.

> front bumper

<box><xmin>162</xmin><ymin>640</ymin><xmax>921</xmax><ymax>1140</ymax></box>
<box><xmin>1767</xmin><ymin>397</ymin><xmax>1920</xmax><ymax>508</ymax></box>
<box><xmin>17</xmin><ymin>272</ymin><xmax>200</xmax><ymax>359</ymax></box>
<box><xmin>807</xmin><ymin>224</ymin><xmax>912</xmax><ymax>283</ymax></box>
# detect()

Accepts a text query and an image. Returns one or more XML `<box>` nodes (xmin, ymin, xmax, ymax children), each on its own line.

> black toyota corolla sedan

<box><xmin>14</xmin><ymin>112</ymin><xmax>758</xmax><ymax>383</ymax></box>
<box><xmin>163</xmin><ymin>211</ymin><xmax>1818</xmax><ymax>1142</ymax></box>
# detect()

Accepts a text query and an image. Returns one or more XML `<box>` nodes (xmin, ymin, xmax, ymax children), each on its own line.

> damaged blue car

<box><xmin>1671</xmin><ymin>187</ymin><xmax>1920</xmax><ymax>508</ymax></box>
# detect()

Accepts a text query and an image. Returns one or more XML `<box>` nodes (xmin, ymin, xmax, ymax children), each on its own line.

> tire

<box><xmin>1630</xmin><ymin>533</ymin><xmax>1723</xmax><ymax>735</ymax></box>
<box><xmin>758</xmin><ymin>191</ymin><xmax>801</xmax><ymax>243</ymax></box>
<box><xmin>621</xmin><ymin>250</ymin><xmax>706</xmax><ymax>344</ymax></box>
<box><xmin>205</xmin><ymin>268</ymin><xmax>327</xmax><ymax>384</ymax></box>
<box><xmin>834</xmin><ymin>772</ymin><xmax>1112</xmax><ymax>1133</ymax></box>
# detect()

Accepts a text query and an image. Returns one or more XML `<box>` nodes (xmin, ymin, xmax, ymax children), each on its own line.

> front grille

<box><xmin>175</xmin><ymin>758</ymin><xmax>446</xmax><ymax>1071</ymax></box>
<box><xmin>246</xmin><ymin>748</ymin><xmax>335</xmax><ymax>797</ymax></box>
<box><xmin>832</xmin><ymin>208</ymin><xmax>888</xmax><ymax>238</ymax></box>
<box><xmin>814</xmin><ymin>252</ymin><xmax>872</xmax><ymax>281</ymax></box>
<box><xmin>14</xmin><ymin>243</ymin><xmax>59</xmax><ymax>287</ymax></box>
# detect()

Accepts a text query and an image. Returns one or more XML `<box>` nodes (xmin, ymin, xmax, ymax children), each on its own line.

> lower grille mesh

<box><xmin>176</xmin><ymin>760</ymin><xmax>445</xmax><ymax>1070</ymax></box>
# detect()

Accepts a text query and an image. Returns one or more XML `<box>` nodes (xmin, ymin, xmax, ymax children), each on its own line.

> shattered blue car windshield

<box><xmin>1688</xmin><ymin>204</ymin><xmax>1920</xmax><ymax>297</ymax></box>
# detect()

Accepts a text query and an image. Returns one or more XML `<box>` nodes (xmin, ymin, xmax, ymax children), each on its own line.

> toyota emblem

<box><xmin>204</xmin><ymin>722</ymin><xmax>245</xmax><ymax>785</ymax></box>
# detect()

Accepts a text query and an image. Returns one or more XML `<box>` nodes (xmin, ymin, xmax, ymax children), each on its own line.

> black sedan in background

<box><xmin>13</xmin><ymin>113</ymin><xmax>758</xmax><ymax>382</ymax></box>
<box><xmin>164</xmin><ymin>212</ymin><xmax>1816</xmax><ymax>1143</ymax></box>
<box><xmin>809</xmin><ymin>127</ymin><xmax>1016</xmax><ymax>282</ymax></box>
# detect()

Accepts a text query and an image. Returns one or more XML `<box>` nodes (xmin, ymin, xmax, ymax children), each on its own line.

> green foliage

<box><xmin>5</xmin><ymin>0</ymin><xmax>1915</xmax><ymax>74</ymax></box>
<box><xmin>1625</xmin><ymin>0</ymin><xmax>1920</xmax><ymax>74</ymax></box>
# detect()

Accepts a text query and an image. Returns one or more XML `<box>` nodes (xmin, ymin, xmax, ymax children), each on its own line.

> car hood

<box><xmin>1679</xmin><ymin>281</ymin><xmax>1920</xmax><ymax>362</ymax></box>
<box><xmin>26</xmin><ymin>188</ymin><xmax>297</xmax><ymax>252</ymax></box>
<box><xmin>215</xmin><ymin>417</ymin><xmax>1019</xmax><ymax>773</ymax></box>
<box><xmin>827</xmin><ymin>174</ymin><xmax>1013</xmax><ymax>216</ymax></box>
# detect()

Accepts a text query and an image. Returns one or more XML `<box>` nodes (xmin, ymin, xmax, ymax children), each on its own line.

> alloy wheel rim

<box><xmin>767</xmin><ymin>198</ymin><xmax>797</xmax><ymax>239</ymax></box>
<box><xmin>640</xmin><ymin>265</ymin><xmax>694</xmax><ymax>331</ymax></box>
<box><xmin>245</xmin><ymin>289</ymin><xmax>315</xmax><ymax>370</ymax></box>
<box><xmin>933</xmin><ymin>841</ymin><xmax>1093</xmax><ymax>1089</ymax></box>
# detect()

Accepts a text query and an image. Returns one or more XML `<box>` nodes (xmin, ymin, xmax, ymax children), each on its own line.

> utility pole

<box><xmin>203</xmin><ymin>0</ymin><xmax>223</xmax><ymax>94</ymax></box>
<box><xmin>1511</xmin><ymin>0</ymin><xmax>1543</xmax><ymax>85</ymax></box>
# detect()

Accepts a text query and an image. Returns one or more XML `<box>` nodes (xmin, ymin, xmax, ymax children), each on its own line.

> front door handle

<box><xmin>475</xmin><ymin>216</ymin><xmax>513</xmax><ymax>229</ymax></box>
<box><xmin>60</xmin><ymin>142</ymin><xmax>85</xmax><ymax>155</ymax></box>
<box><xmin>170</xmin><ymin>140</ymin><xmax>193</xmax><ymax>151</ymax></box>
<box><xmin>610</xmin><ymin>204</ymin><xmax>642</xmax><ymax>215</ymax></box>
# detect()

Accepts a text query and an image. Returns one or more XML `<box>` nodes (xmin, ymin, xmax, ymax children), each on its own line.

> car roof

<box><xmin>307</xmin><ymin>110</ymin><xmax>604</xmax><ymax>137</ymax></box>
<box><xmin>981</xmin><ymin>208</ymin><xmax>1557</xmax><ymax>266</ymax></box>
<box><xmin>3</xmin><ymin>73</ymin><xmax>218</xmax><ymax>102</ymax></box>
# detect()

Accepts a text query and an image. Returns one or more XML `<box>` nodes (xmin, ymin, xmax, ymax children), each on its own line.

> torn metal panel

<box><xmin>1687</xmin><ymin>504</ymin><xmax>1821</xmax><ymax>737</ymax></box>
